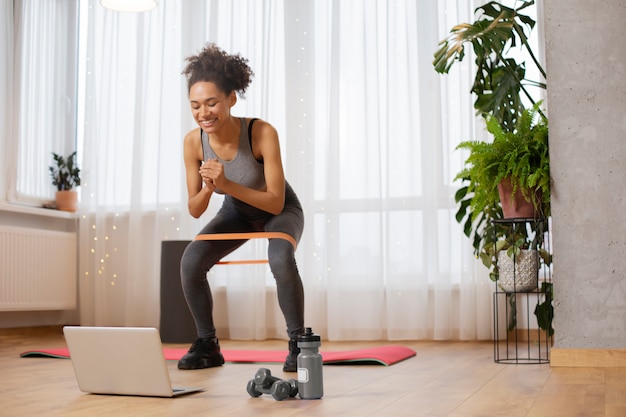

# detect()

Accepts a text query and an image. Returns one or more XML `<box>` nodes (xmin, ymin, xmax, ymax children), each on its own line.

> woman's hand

<box><xmin>200</xmin><ymin>159</ymin><xmax>225</xmax><ymax>191</ymax></box>
<box><xmin>183</xmin><ymin>128</ymin><xmax>213</xmax><ymax>218</ymax></box>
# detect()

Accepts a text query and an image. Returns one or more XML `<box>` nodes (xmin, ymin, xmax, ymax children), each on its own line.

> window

<box><xmin>8</xmin><ymin>1</ymin><xmax>79</xmax><ymax>205</ymax></box>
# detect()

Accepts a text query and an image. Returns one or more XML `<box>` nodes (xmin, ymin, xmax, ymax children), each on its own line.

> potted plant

<box><xmin>455</xmin><ymin>102</ymin><xmax>549</xmax><ymax>222</ymax></box>
<box><xmin>434</xmin><ymin>0</ymin><xmax>548</xmax><ymax>265</ymax></box>
<box><xmin>433</xmin><ymin>0</ymin><xmax>552</xmax><ymax>337</ymax></box>
<box><xmin>493</xmin><ymin>217</ymin><xmax>552</xmax><ymax>336</ymax></box>
<box><xmin>49</xmin><ymin>151</ymin><xmax>81</xmax><ymax>212</ymax></box>
<box><xmin>456</xmin><ymin>111</ymin><xmax>554</xmax><ymax>334</ymax></box>
<box><xmin>455</xmin><ymin>102</ymin><xmax>550</xmax><ymax>284</ymax></box>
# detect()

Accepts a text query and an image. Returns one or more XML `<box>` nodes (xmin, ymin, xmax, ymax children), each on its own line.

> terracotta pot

<box><xmin>497</xmin><ymin>178</ymin><xmax>540</xmax><ymax>219</ymax></box>
<box><xmin>55</xmin><ymin>190</ymin><xmax>78</xmax><ymax>212</ymax></box>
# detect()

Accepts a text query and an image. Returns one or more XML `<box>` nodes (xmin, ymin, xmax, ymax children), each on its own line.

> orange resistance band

<box><xmin>194</xmin><ymin>232</ymin><xmax>297</xmax><ymax>265</ymax></box>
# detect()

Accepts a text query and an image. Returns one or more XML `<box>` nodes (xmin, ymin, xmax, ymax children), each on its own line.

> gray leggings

<box><xmin>180</xmin><ymin>189</ymin><xmax>305</xmax><ymax>341</ymax></box>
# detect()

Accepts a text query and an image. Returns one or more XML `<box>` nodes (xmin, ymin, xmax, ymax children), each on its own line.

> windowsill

<box><xmin>0</xmin><ymin>202</ymin><xmax>78</xmax><ymax>219</ymax></box>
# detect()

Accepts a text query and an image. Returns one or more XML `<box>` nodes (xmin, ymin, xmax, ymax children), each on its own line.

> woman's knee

<box><xmin>180</xmin><ymin>241</ymin><xmax>211</xmax><ymax>282</ymax></box>
<box><xmin>268</xmin><ymin>239</ymin><xmax>298</xmax><ymax>277</ymax></box>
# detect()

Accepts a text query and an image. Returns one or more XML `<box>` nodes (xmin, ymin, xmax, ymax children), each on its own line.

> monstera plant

<box><xmin>434</xmin><ymin>0</ymin><xmax>545</xmax><ymax>132</ymax></box>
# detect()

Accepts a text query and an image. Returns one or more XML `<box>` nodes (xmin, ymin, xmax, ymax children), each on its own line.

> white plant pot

<box><xmin>497</xmin><ymin>249</ymin><xmax>538</xmax><ymax>292</ymax></box>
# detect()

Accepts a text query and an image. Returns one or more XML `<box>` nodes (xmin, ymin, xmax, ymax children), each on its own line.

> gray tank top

<box><xmin>200</xmin><ymin>117</ymin><xmax>266</xmax><ymax>195</ymax></box>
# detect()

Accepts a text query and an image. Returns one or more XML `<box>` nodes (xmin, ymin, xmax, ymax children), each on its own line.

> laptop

<box><xmin>63</xmin><ymin>326</ymin><xmax>203</xmax><ymax>397</ymax></box>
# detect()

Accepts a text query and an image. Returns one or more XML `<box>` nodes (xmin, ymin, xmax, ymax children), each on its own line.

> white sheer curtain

<box><xmin>0</xmin><ymin>1</ymin><xmax>12</xmax><ymax>194</ymax></box>
<box><xmin>77</xmin><ymin>0</ymin><xmax>193</xmax><ymax>327</ymax></box>
<box><xmin>284</xmin><ymin>0</ymin><xmax>492</xmax><ymax>340</ymax></box>
<box><xmin>76</xmin><ymin>0</ymin><xmax>493</xmax><ymax>340</ymax></box>
<box><xmin>6</xmin><ymin>0</ymin><xmax>79</xmax><ymax>205</ymax></box>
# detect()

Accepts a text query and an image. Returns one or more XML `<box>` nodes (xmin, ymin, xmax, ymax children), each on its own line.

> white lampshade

<box><xmin>100</xmin><ymin>0</ymin><xmax>158</xmax><ymax>13</ymax></box>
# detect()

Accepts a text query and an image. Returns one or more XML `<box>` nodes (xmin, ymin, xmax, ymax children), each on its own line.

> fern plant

<box><xmin>457</xmin><ymin>102</ymin><xmax>549</xmax><ymax>219</ymax></box>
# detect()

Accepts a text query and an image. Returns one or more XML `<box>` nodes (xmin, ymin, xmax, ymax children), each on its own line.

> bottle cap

<box><xmin>298</xmin><ymin>327</ymin><xmax>321</xmax><ymax>342</ymax></box>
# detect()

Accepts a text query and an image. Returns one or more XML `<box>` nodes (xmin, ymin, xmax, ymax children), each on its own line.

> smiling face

<box><xmin>189</xmin><ymin>81</ymin><xmax>237</xmax><ymax>134</ymax></box>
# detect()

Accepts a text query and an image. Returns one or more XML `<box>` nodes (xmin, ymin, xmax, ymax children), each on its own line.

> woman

<box><xmin>177</xmin><ymin>44</ymin><xmax>305</xmax><ymax>372</ymax></box>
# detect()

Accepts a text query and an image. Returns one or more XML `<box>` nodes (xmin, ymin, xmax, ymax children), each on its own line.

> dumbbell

<box><xmin>246</xmin><ymin>368</ymin><xmax>298</xmax><ymax>401</ymax></box>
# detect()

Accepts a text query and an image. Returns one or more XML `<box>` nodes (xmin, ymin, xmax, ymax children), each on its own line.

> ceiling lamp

<box><xmin>100</xmin><ymin>0</ymin><xmax>158</xmax><ymax>13</ymax></box>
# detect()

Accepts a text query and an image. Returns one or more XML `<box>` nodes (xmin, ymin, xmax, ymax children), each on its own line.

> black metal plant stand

<box><xmin>492</xmin><ymin>218</ymin><xmax>552</xmax><ymax>364</ymax></box>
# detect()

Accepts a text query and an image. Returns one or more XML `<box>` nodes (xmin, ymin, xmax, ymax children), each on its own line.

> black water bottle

<box><xmin>297</xmin><ymin>327</ymin><xmax>323</xmax><ymax>399</ymax></box>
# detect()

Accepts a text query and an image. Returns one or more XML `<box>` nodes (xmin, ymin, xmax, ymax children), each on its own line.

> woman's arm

<box><xmin>204</xmin><ymin>120</ymin><xmax>286</xmax><ymax>215</ymax></box>
<box><xmin>183</xmin><ymin>128</ymin><xmax>214</xmax><ymax>218</ymax></box>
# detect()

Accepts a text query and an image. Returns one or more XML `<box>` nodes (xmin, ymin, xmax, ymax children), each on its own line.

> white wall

<box><xmin>545</xmin><ymin>0</ymin><xmax>626</xmax><ymax>348</ymax></box>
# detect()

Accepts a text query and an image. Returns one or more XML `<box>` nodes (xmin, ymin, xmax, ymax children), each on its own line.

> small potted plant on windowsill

<box><xmin>49</xmin><ymin>151</ymin><xmax>81</xmax><ymax>212</ymax></box>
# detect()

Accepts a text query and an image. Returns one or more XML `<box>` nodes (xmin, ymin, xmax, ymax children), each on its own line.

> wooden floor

<box><xmin>1</xmin><ymin>327</ymin><xmax>625</xmax><ymax>417</ymax></box>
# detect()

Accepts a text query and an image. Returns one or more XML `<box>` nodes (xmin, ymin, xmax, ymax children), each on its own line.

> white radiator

<box><xmin>0</xmin><ymin>225</ymin><xmax>77</xmax><ymax>311</ymax></box>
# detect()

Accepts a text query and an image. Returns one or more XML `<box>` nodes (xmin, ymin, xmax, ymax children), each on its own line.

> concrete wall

<box><xmin>544</xmin><ymin>0</ymin><xmax>626</xmax><ymax>348</ymax></box>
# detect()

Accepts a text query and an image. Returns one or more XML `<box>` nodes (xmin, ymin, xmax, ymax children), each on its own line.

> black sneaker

<box><xmin>282</xmin><ymin>339</ymin><xmax>300</xmax><ymax>372</ymax></box>
<box><xmin>177</xmin><ymin>337</ymin><xmax>225</xmax><ymax>370</ymax></box>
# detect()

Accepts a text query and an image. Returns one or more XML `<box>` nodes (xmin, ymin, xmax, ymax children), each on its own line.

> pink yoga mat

<box><xmin>21</xmin><ymin>345</ymin><xmax>416</xmax><ymax>366</ymax></box>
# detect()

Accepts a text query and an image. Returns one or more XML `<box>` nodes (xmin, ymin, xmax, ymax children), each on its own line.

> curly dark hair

<box><xmin>182</xmin><ymin>43</ymin><xmax>254</xmax><ymax>98</ymax></box>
